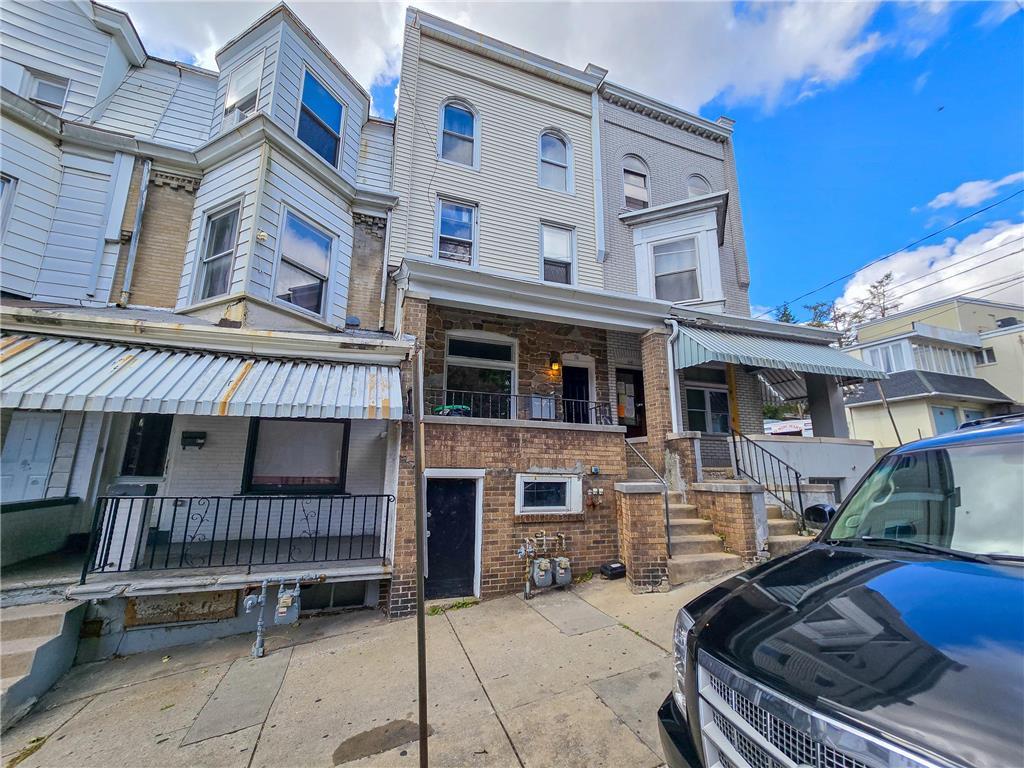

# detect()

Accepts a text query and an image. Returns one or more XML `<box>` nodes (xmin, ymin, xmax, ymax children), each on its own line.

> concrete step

<box><xmin>670</xmin><ymin>535</ymin><xmax>726</xmax><ymax>556</ymax></box>
<box><xmin>669</xmin><ymin>518</ymin><xmax>714</xmax><ymax>537</ymax></box>
<box><xmin>0</xmin><ymin>676</ymin><xmax>26</xmax><ymax>696</ymax></box>
<box><xmin>768</xmin><ymin>518</ymin><xmax>799</xmax><ymax>536</ymax></box>
<box><xmin>768</xmin><ymin>535</ymin><xmax>811</xmax><ymax>558</ymax></box>
<box><xmin>0</xmin><ymin>636</ymin><xmax>50</xmax><ymax>679</ymax></box>
<box><xmin>0</xmin><ymin>601</ymin><xmax>77</xmax><ymax>642</ymax></box>
<box><xmin>667</xmin><ymin>491</ymin><xmax>685</xmax><ymax>505</ymax></box>
<box><xmin>668</xmin><ymin>552</ymin><xmax>743</xmax><ymax>586</ymax></box>
<box><xmin>668</xmin><ymin>503</ymin><xmax>699</xmax><ymax>519</ymax></box>
<box><xmin>766</xmin><ymin>504</ymin><xmax>783</xmax><ymax>519</ymax></box>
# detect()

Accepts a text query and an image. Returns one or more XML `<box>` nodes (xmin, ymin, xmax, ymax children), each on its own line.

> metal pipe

<box><xmin>378</xmin><ymin>209</ymin><xmax>393</xmax><ymax>331</ymax></box>
<box><xmin>664</xmin><ymin>319</ymin><xmax>682</xmax><ymax>434</ymax></box>
<box><xmin>412</xmin><ymin>347</ymin><xmax>429</xmax><ymax>768</ymax></box>
<box><xmin>118</xmin><ymin>158</ymin><xmax>151</xmax><ymax>306</ymax></box>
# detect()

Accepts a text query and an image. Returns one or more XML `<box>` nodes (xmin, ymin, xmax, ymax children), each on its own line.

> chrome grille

<box><xmin>712</xmin><ymin>710</ymin><xmax>783</xmax><ymax>768</ymax></box>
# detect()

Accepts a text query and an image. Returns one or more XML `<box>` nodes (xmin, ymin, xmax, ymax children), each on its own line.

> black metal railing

<box><xmin>425</xmin><ymin>388</ymin><xmax>613</xmax><ymax>425</ymax></box>
<box><xmin>625</xmin><ymin>440</ymin><xmax>673</xmax><ymax>559</ymax></box>
<box><xmin>80</xmin><ymin>494</ymin><xmax>394</xmax><ymax>582</ymax></box>
<box><xmin>730</xmin><ymin>429</ymin><xmax>805</xmax><ymax>529</ymax></box>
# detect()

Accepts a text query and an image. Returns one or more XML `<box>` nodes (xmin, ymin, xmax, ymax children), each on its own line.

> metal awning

<box><xmin>674</xmin><ymin>325</ymin><xmax>884</xmax><ymax>399</ymax></box>
<box><xmin>0</xmin><ymin>335</ymin><xmax>403</xmax><ymax>420</ymax></box>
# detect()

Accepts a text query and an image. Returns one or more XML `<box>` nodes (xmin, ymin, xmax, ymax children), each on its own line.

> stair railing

<box><xmin>730</xmin><ymin>428</ymin><xmax>805</xmax><ymax>531</ymax></box>
<box><xmin>624</xmin><ymin>440</ymin><xmax>673</xmax><ymax>558</ymax></box>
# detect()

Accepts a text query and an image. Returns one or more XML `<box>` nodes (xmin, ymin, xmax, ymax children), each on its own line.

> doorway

<box><xmin>1</xmin><ymin>411</ymin><xmax>62</xmax><ymax>501</ymax></box>
<box><xmin>425</xmin><ymin>475</ymin><xmax>481</xmax><ymax>599</ymax></box>
<box><xmin>562</xmin><ymin>365</ymin><xmax>591</xmax><ymax>424</ymax></box>
<box><xmin>615</xmin><ymin>369</ymin><xmax>646</xmax><ymax>438</ymax></box>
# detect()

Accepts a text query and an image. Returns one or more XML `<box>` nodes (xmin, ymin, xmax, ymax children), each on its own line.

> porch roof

<box><xmin>673</xmin><ymin>324</ymin><xmax>885</xmax><ymax>384</ymax></box>
<box><xmin>0</xmin><ymin>334</ymin><xmax>403</xmax><ymax>420</ymax></box>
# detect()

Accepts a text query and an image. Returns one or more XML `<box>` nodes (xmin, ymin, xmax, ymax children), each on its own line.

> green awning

<box><xmin>674</xmin><ymin>325</ymin><xmax>885</xmax><ymax>380</ymax></box>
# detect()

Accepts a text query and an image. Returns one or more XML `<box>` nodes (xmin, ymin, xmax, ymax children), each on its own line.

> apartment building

<box><xmin>0</xmin><ymin>0</ymin><xmax>885</xmax><ymax>674</ymax></box>
<box><xmin>845</xmin><ymin>297</ymin><xmax>1021</xmax><ymax>448</ymax></box>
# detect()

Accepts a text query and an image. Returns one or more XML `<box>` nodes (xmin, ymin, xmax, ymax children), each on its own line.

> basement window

<box><xmin>515</xmin><ymin>473</ymin><xmax>583</xmax><ymax>516</ymax></box>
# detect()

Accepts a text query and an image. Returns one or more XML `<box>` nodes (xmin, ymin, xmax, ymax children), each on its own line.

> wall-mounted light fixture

<box><xmin>549</xmin><ymin>352</ymin><xmax>561</xmax><ymax>372</ymax></box>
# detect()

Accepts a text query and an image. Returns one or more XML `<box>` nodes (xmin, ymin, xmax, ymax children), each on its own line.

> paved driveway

<box><xmin>3</xmin><ymin>576</ymin><xmax>733</xmax><ymax>768</ymax></box>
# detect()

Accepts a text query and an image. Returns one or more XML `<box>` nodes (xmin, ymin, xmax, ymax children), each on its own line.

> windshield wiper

<box><xmin>856</xmin><ymin>536</ymin><xmax>994</xmax><ymax>564</ymax></box>
<box><xmin>983</xmin><ymin>552</ymin><xmax>1024</xmax><ymax>564</ymax></box>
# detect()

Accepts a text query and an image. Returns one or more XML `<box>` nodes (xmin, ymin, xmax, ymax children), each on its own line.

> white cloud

<box><xmin>978</xmin><ymin>1</ymin><xmax>1021</xmax><ymax>28</ymax></box>
<box><xmin>925</xmin><ymin>172</ymin><xmax>1024</xmax><ymax>210</ymax></box>
<box><xmin>105</xmin><ymin>0</ymin><xmax>922</xmax><ymax>115</ymax></box>
<box><xmin>913</xmin><ymin>71</ymin><xmax>930</xmax><ymax>94</ymax></box>
<box><xmin>836</xmin><ymin>220</ymin><xmax>1024</xmax><ymax>314</ymax></box>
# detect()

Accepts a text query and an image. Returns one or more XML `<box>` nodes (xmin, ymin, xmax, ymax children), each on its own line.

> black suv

<box><xmin>659</xmin><ymin>416</ymin><xmax>1024</xmax><ymax>768</ymax></box>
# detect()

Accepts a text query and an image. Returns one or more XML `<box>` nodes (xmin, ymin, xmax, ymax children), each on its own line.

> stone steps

<box><xmin>670</xmin><ymin>534</ymin><xmax>726</xmax><ymax>556</ymax></box>
<box><xmin>767</xmin><ymin>534</ymin><xmax>811</xmax><ymax>558</ymax></box>
<box><xmin>669</xmin><ymin>518</ymin><xmax>714</xmax><ymax>537</ymax></box>
<box><xmin>768</xmin><ymin>518</ymin><xmax>799</xmax><ymax>537</ymax></box>
<box><xmin>668</xmin><ymin>552</ymin><xmax>743</xmax><ymax>585</ymax></box>
<box><xmin>668</xmin><ymin>503</ymin><xmax>699</xmax><ymax>519</ymax></box>
<box><xmin>766</xmin><ymin>504</ymin><xmax>783</xmax><ymax>519</ymax></box>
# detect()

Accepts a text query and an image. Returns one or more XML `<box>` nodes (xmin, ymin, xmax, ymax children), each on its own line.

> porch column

<box><xmin>640</xmin><ymin>327</ymin><xmax>673</xmax><ymax>474</ymax></box>
<box><xmin>806</xmin><ymin>373</ymin><xmax>849</xmax><ymax>438</ymax></box>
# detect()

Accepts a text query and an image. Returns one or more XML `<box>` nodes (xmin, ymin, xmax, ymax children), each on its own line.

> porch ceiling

<box><xmin>0</xmin><ymin>334</ymin><xmax>403</xmax><ymax>419</ymax></box>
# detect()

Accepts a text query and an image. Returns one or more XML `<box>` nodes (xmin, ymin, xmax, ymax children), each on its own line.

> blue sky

<box><xmin>119</xmin><ymin>1</ymin><xmax>1024</xmax><ymax>319</ymax></box>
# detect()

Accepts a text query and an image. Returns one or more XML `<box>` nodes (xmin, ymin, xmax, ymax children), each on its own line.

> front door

<box><xmin>616</xmin><ymin>369</ymin><xmax>646</xmax><ymax>438</ymax></box>
<box><xmin>562</xmin><ymin>365</ymin><xmax>591</xmax><ymax>424</ymax></box>
<box><xmin>931</xmin><ymin>406</ymin><xmax>959</xmax><ymax>435</ymax></box>
<box><xmin>0</xmin><ymin>411</ymin><xmax>62</xmax><ymax>501</ymax></box>
<box><xmin>425</xmin><ymin>478</ymin><xmax>477</xmax><ymax>599</ymax></box>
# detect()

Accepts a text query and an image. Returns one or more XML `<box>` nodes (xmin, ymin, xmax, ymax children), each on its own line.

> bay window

<box><xmin>541</xmin><ymin>224</ymin><xmax>573</xmax><ymax>284</ymax></box>
<box><xmin>275</xmin><ymin>211</ymin><xmax>333</xmax><ymax>315</ymax></box>
<box><xmin>297</xmin><ymin>70</ymin><xmax>343</xmax><ymax>167</ymax></box>
<box><xmin>243</xmin><ymin>418</ymin><xmax>349</xmax><ymax>493</ymax></box>
<box><xmin>866</xmin><ymin>342</ymin><xmax>907</xmax><ymax>374</ymax></box>
<box><xmin>653</xmin><ymin>237</ymin><xmax>699</xmax><ymax>302</ymax></box>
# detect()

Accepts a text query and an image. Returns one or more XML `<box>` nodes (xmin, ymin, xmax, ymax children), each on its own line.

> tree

<box><xmin>774</xmin><ymin>303</ymin><xmax>796</xmax><ymax>323</ymax></box>
<box><xmin>859</xmin><ymin>271</ymin><xmax>901</xmax><ymax>320</ymax></box>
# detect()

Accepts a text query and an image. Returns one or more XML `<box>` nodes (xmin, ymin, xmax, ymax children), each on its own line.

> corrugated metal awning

<box><xmin>674</xmin><ymin>325</ymin><xmax>885</xmax><ymax>383</ymax></box>
<box><xmin>0</xmin><ymin>335</ymin><xmax>403</xmax><ymax>420</ymax></box>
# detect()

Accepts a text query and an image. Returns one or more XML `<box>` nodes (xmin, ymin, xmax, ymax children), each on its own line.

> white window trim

<box><xmin>865</xmin><ymin>340</ymin><xmax>911</xmax><ymax>374</ymax></box>
<box><xmin>515</xmin><ymin>473</ymin><xmax>583</xmax><ymax>516</ymax></box>
<box><xmin>622</xmin><ymin>154</ymin><xmax>651</xmax><ymax>210</ymax></box>
<box><xmin>537</xmin><ymin>129</ymin><xmax>574</xmax><ymax>194</ymax></box>
<box><xmin>270</xmin><ymin>204</ymin><xmax>336</xmax><ymax>320</ymax></box>
<box><xmin>434</xmin><ymin>196</ymin><xmax>479</xmax><ymax>267</ymax></box>
<box><xmin>539</xmin><ymin>222</ymin><xmax>576</xmax><ymax>285</ymax></box>
<box><xmin>974</xmin><ymin>346</ymin><xmax>997</xmax><ymax>366</ymax></box>
<box><xmin>0</xmin><ymin>174</ymin><xmax>17</xmax><ymax>237</ymax></box>
<box><xmin>192</xmin><ymin>198</ymin><xmax>244</xmax><ymax>303</ymax></box>
<box><xmin>650</xmin><ymin>233</ymin><xmax>701</xmax><ymax>304</ymax></box>
<box><xmin>223</xmin><ymin>50</ymin><xmax>265</xmax><ymax>122</ymax></box>
<box><xmin>560</xmin><ymin>352</ymin><xmax>597</xmax><ymax>405</ymax></box>
<box><xmin>25</xmin><ymin>70</ymin><xmax>69</xmax><ymax>110</ymax></box>
<box><xmin>295</xmin><ymin>65</ymin><xmax>346</xmax><ymax>169</ymax></box>
<box><xmin>684</xmin><ymin>384</ymin><xmax>731</xmax><ymax>434</ymax></box>
<box><xmin>437</xmin><ymin>98</ymin><xmax>481</xmax><ymax>170</ymax></box>
<box><xmin>423</xmin><ymin>468</ymin><xmax>485</xmax><ymax>597</ymax></box>
<box><xmin>443</xmin><ymin>330</ymin><xmax>518</xmax><ymax>397</ymax></box>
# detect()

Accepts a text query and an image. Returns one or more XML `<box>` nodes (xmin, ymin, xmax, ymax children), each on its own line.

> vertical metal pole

<box><xmin>412</xmin><ymin>346</ymin><xmax>429</xmax><ymax>768</ymax></box>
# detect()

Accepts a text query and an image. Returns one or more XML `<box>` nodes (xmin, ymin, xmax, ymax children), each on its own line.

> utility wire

<box><xmin>872</xmin><ymin>236</ymin><xmax>1023</xmax><ymax>296</ymax></box>
<box><xmin>754</xmin><ymin>188</ymin><xmax>1024</xmax><ymax>319</ymax></box>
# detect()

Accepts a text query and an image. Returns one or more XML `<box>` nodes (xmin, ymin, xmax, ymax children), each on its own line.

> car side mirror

<box><xmin>804</xmin><ymin>504</ymin><xmax>837</xmax><ymax>526</ymax></box>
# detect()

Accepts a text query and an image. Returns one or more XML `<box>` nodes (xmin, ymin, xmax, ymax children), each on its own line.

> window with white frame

<box><xmin>444</xmin><ymin>333</ymin><xmax>515</xmax><ymax>418</ymax></box>
<box><xmin>912</xmin><ymin>343</ymin><xmax>975</xmax><ymax>377</ymax></box>
<box><xmin>515</xmin><ymin>473</ymin><xmax>583</xmax><ymax>515</ymax></box>
<box><xmin>223</xmin><ymin>53</ymin><xmax>263</xmax><ymax>121</ymax></box>
<box><xmin>297</xmin><ymin>70</ymin><xmax>343</xmax><ymax>167</ymax></box>
<box><xmin>686</xmin><ymin>387</ymin><xmax>730</xmax><ymax>433</ymax></box>
<box><xmin>0</xmin><ymin>174</ymin><xmax>16</xmax><ymax>235</ymax></box>
<box><xmin>27</xmin><ymin>71</ymin><xmax>69</xmax><ymax>110</ymax></box>
<box><xmin>539</xmin><ymin>131</ymin><xmax>570</xmax><ymax>192</ymax></box>
<box><xmin>623</xmin><ymin>155</ymin><xmax>650</xmax><ymax>210</ymax></box>
<box><xmin>865</xmin><ymin>342</ymin><xmax>908</xmax><ymax>374</ymax></box>
<box><xmin>686</xmin><ymin>174</ymin><xmax>711</xmax><ymax>197</ymax></box>
<box><xmin>440</xmin><ymin>101</ymin><xmax>476</xmax><ymax>167</ymax></box>
<box><xmin>974</xmin><ymin>347</ymin><xmax>997</xmax><ymax>365</ymax></box>
<box><xmin>652</xmin><ymin>237</ymin><xmax>699</xmax><ymax>302</ymax></box>
<box><xmin>437</xmin><ymin>199</ymin><xmax>476</xmax><ymax>264</ymax></box>
<box><xmin>275</xmin><ymin>211</ymin><xmax>333</xmax><ymax>315</ymax></box>
<box><xmin>196</xmin><ymin>204</ymin><xmax>241</xmax><ymax>300</ymax></box>
<box><xmin>541</xmin><ymin>224</ymin><xmax>573</xmax><ymax>284</ymax></box>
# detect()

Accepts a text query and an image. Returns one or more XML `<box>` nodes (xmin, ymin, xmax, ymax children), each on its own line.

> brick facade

<box><xmin>615</xmin><ymin>485</ymin><xmax>668</xmax><ymax>592</ymax></box>
<box><xmin>690</xmin><ymin>481</ymin><xmax>762</xmax><ymax>560</ymax></box>
<box><xmin>346</xmin><ymin>214</ymin><xmax>386</xmax><ymax>330</ymax></box>
<box><xmin>639</xmin><ymin>328</ymin><xmax>672</xmax><ymax>473</ymax></box>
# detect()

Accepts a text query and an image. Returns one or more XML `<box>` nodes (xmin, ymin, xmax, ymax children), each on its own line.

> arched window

<box><xmin>440</xmin><ymin>100</ymin><xmax>477</xmax><ymax>168</ymax></box>
<box><xmin>623</xmin><ymin>155</ymin><xmax>650</xmax><ymax>210</ymax></box>
<box><xmin>686</xmin><ymin>174</ymin><xmax>711</xmax><ymax>197</ymax></box>
<box><xmin>539</xmin><ymin>130</ymin><xmax>571</xmax><ymax>192</ymax></box>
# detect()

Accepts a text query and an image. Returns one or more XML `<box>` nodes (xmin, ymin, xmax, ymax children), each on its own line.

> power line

<box><xmin>754</xmin><ymin>188</ymin><xmax>1024</xmax><ymax>319</ymax></box>
<box><xmin>871</xmin><ymin>236</ymin><xmax>1023</xmax><ymax>297</ymax></box>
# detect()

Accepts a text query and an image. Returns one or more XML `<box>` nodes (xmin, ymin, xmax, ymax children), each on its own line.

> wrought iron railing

<box><xmin>624</xmin><ymin>440</ymin><xmax>673</xmax><ymax>558</ymax></box>
<box><xmin>80</xmin><ymin>494</ymin><xmax>394</xmax><ymax>582</ymax></box>
<box><xmin>425</xmin><ymin>388</ymin><xmax>613</xmax><ymax>425</ymax></box>
<box><xmin>730</xmin><ymin>429</ymin><xmax>805</xmax><ymax>529</ymax></box>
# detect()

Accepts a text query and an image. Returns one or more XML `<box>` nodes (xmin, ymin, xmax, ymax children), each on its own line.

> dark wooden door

<box><xmin>425</xmin><ymin>478</ymin><xmax>477</xmax><ymax>599</ymax></box>
<box><xmin>616</xmin><ymin>369</ymin><xmax>647</xmax><ymax>438</ymax></box>
<box><xmin>562</xmin><ymin>365</ymin><xmax>591</xmax><ymax>423</ymax></box>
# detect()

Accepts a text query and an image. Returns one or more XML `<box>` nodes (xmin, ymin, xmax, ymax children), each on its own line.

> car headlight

<box><xmin>673</xmin><ymin>608</ymin><xmax>696</xmax><ymax>716</ymax></box>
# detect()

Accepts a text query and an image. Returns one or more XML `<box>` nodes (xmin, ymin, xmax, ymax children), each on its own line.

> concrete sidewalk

<box><xmin>2</xmin><ymin>575</ymin><xmax>734</xmax><ymax>768</ymax></box>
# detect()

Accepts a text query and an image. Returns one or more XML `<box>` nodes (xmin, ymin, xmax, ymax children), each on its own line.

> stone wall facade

<box><xmin>615</xmin><ymin>485</ymin><xmax>669</xmax><ymax>592</ymax></box>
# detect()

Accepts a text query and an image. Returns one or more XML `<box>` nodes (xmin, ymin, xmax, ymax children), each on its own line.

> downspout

<box><xmin>378</xmin><ymin>209</ymin><xmax>392</xmax><ymax>330</ymax></box>
<box><xmin>590</xmin><ymin>89</ymin><xmax>606</xmax><ymax>264</ymax></box>
<box><xmin>665</xmin><ymin>318</ymin><xmax>682</xmax><ymax>433</ymax></box>
<box><xmin>118</xmin><ymin>158</ymin><xmax>151</xmax><ymax>307</ymax></box>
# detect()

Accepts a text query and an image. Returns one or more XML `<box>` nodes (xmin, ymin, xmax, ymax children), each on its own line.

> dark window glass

<box><xmin>543</xmin><ymin>259</ymin><xmax>571</xmax><ymax>284</ymax></box>
<box><xmin>301</xmin><ymin>71</ymin><xmax>342</xmax><ymax>130</ymax></box>
<box><xmin>298</xmin><ymin>109</ymin><xmax>339</xmax><ymax>166</ymax></box>
<box><xmin>522</xmin><ymin>481</ymin><xmax>568</xmax><ymax>508</ymax></box>
<box><xmin>684</xmin><ymin>366</ymin><xmax>727</xmax><ymax>384</ymax></box>
<box><xmin>297</xmin><ymin>72</ymin><xmax>342</xmax><ymax>167</ymax></box>
<box><xmin>121</xmin><ymin>414</ymin><xmax>173</xmax><ymax>476</ymax></box>
<box><xmin>447</xmin><ymin>338</ymin><xmax>513</xmax><ymax>362</ymax></box>
<box><xmin>445</xmin><ymin>365</ymin><xmax>512</xmax><ymax>393</ymax></box>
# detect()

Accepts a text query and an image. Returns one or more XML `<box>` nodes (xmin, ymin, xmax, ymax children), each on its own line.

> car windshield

<box><xmin>829</xmin><ymin>439</ymin><xmax>1024</xmax><ymax>557</ymax></box>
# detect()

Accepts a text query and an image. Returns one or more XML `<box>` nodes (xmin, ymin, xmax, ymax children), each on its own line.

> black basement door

<box><xmin>425</xmin><ymin>478</ymin><xmax>477</xmax><ymax>599</ymax></box>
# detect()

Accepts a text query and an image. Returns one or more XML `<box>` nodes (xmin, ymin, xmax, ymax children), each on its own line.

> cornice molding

<box><xmin>600</xmin><ymin>82</ymin><xmax>732</xmax><ymax>142</ymax></box>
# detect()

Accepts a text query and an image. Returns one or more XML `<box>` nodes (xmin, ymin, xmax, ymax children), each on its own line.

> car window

<box><xmin>830</xmin><ymin>440</ymin><xmax>1024</xmax><ymax>556</ymax></box>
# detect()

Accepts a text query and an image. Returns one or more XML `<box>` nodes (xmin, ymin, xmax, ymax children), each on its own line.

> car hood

<box><xmin>693</xmin><ymin>544</ymin><xmax>1024</xmax><ymax>768</ymax></box>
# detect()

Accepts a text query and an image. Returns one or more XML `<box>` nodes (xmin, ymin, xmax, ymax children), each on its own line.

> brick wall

<box><xmin>347</xmin><ymin>214</ymin><xmax>386</xmax><ymax>330</ymax></box>
<box><xmin>615</xmin><ymin>486</ymin><xmax>668</xmax><ymax>592</ymax></box>
<box><xmin>388</xmin><ymin>420</ymin><xmax>627</xmax><ymax>615</ymax></box>
<box><xmin>690</xmin><ymin>482</ymin><xmax>760</xmax><ymax>560</ymax></box>
<box><xmin>111</xmin><ymin>169</ymin><xmax>199</xmax><ymax>308</ymax></box>
<box><xmin>676</xmin><ymin>366</ymin><xmax>763</xmax><ymax>468</ymax></box>
<box><xmin>640</xmin><ymin>328</ymin><xmax>672</xmax><ymax>473</ymax></box>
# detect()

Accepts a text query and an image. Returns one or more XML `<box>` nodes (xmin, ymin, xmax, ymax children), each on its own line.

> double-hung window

<box><xmin>223</xmin><ymin>54</ymin><xmax>262</xmax><ymax>122</ymax></box>
<box><xmin>243</xmin><ymin>418</ymin><xmax>349</xmax><ymax>494</ymax></box>
<box><xmin>437</xmin><ymin>200</ymin><xmax>476</xmax><ymax>264</ymax></box>
<box><xmin>297</xmin><ymin>70</ymin><xmax>343</xmax><ymax>167</ymax></box>
<box><xmin>440</xmin><ymin>102</ymin><xmax>476</xmax><ymax>166</ymax></box>
<box><xmin>539</xmin><ymin>131</ymin><xmax>570</xmax><ymax>191</ymax></box>
<box><xmin>0</xmin><ymin>174</ymin><xmax>16</xmax><ymax>235</ymax></box>
<box><xmin>444</xmin><ymin>334</ymin><xmax>515</xmax><ymax>418</ymax></box>
<box><xmin>541</xmin><ymin>224</ymin><xmax>573</xmax><ymax>284</ymax></box>
<box><xmin>515</xmin><ymin>473</ymin><xmax>583</xmax><ymax>516</ymax></box>
<box><xmin>652</xmin><ymin>237</ymin><xmax>699</xmax><ymax>302</ymax></box>
<box><xmin>973</xmin><ymin>347</ymin><xmax>997</xmax><ymax>365</ymax></box>
<box><xmin>197</xmin><ymin>205</ymin><xmax>241</xmax><ymax>300</ymax></box>
<box><xmin>27</xmin><ymin>71</ymin><xmax>69</xmax><ymax>110</ymax></box>
<box><xmin>866</xmin><ymin>342</ymin><xmax>907</xmax><ymax>374</ymax></box>
<box><xmin>686</xmin><ymin>388</ymin><xmax>730</xmax><ymax>433</ymax></box>
<box><xmin>623</xmin><ymin>156</ymin><xmax>650</xmax><ymax>210</ymax></box>
<box><xmin>275</xmin><ymin>211</ymin><xmax>333</xmax><ymax>315</ymax></box>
